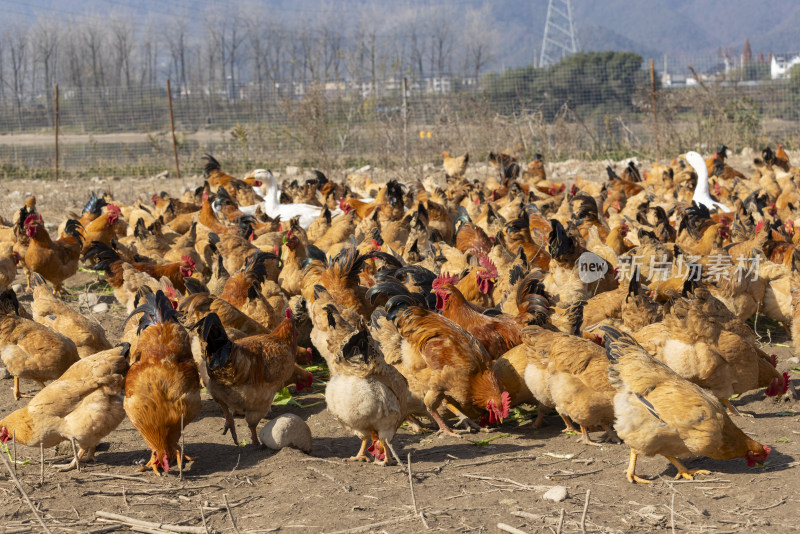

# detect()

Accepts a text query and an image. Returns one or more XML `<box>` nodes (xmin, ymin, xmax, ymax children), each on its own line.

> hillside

<box><xmin>2</xmin><ymin>0</ymin><xmax>799</xmax><ymax>72</ymax></box>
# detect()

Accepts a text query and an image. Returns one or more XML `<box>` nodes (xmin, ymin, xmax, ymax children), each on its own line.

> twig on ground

<box><xmin>462</xmin><ymin>474</ymin><xmax>550</xmax><ymax>492</ymax></box>
<box><xmin>0</xmin><ymin>452</ymin><xmax>53</xmax><ymax>534</ymax></box>
<box><xmin>498</xmin><ymin>524</ymin><xmax>530</xmax><ymax>534</ymax></box>
<box><xmin>580</xmin><ymin>489</ymin><xmax>590</xmax><ymax>534</ymax></box>
<box><xmin>87</xmin><ymin>472</ymin><xmax>146</xmax><ymax>482</ymax></box>
<box><xmin>199</xmin><ymin>505</ymin><xmax>210</xmax><ymax>534</ymax></box>
<box><xmin>670</xmin><ymin>492</ymin><xmax>676</xmax><ymax>534</ymax></box>
<box><xmin>451</xmin><ymin>454</ymin><xmax>538</xmax><ymax>469</ymax></box>
<box><xmin>746</xmin><ymin>498</ymin><xmax>786</xmax><ymax>511</ymax></box>
<box><xmin>224</xmin><ymin>493</ymin><xmax>242</xmax><ymax>534</ymax></box>
<box><xmin>546</xmin><ymin>468</ymin><xmax>602</xmax><ymax>480</ymax></box>
<box><xmin>95</xmin><ymin>511</ymin><xmax>206</xmax><ymax>533</ymax></box>
<box><xmin>407</xmin><ymin>453</ymin><xmax>429</xmax><ymax>529</ymax></box>
<box><xmin>557</xmin><ymin>509</ymin><xmax>565</xmax><ymax>534</ymax></box>
<box><xmin>306</xmin><ymin>466</ymin><xmax>352</xmax><ymax>493</ymax></box>
<box><xmin>325</xmin><ymin>515</ymin><xmax>417</xmax><ymax>534</ymax></box>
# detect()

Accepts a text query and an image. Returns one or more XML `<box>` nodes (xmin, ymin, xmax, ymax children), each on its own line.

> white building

<box><xmin>771</xmin><ymin>54</ymin><xmax>800</xmax><ymax>79</ymax></box>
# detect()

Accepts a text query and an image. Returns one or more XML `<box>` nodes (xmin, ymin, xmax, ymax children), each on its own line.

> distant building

<box><xmin>771</xmin><ymin>54</ymin><xmax>800</xmax><ymax>79</ymax></box>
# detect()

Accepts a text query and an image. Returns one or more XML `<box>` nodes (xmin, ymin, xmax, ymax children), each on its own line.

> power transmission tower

<box><xmin>539</xmin><ymin>0</ymin><xmax>579</xmax><ymax>67</ymax></box>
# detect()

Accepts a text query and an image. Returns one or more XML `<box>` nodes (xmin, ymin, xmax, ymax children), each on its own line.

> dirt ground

<box><xmin>1</xmin><ymin>162</ymin><xmax>799</xmax><ymax>534</ymax></box>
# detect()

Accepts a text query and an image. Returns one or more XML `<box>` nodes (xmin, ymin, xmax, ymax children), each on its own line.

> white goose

<box><xmin>237</xmin><ymin>169</ymin><xmax>343</xmax><ymax>229</ymax></box>
<box><xmin>685</xmin><ymin>151</ymin><xmax>731</xmax><ymax>213</ymax></box>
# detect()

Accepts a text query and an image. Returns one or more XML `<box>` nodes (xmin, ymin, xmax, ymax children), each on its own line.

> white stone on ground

<box><xmin>259</xmin><ymin>414</ymin><xmax>312</xmax><ymax>453</ymax></box>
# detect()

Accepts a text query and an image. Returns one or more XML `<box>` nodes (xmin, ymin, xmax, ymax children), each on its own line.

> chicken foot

<box><xmin>721</xmin><ymin>398</ymin><xmax>754</xmax><ymax>418</ymax></box>
<box><xmin>664</xmin><ymin>456</ymin><xmax>711</xmax><ymax>480</ymax></box>
<box><xmin>12</xmin><ymin>377</ymin><xmax>34</xmax><ymax>400</ymax></box>
<box><xmin>424</xmin><ymin>391</ymin><xmax>460</xmax><ymax>437</ymax></box>
<box><xmin>446</xmin><ymin>403</ymin><xmax>487</xmax><ymax>433</ymax></box>
<box><xmin>404</xmin><ymin>415</ymin><xmax>433</xmax><ymax>434</ymax></box>
<box><xmin>56</xmin><ymin>446</ymin><xmax>92</xmax><ymax>472</ymax></box>
<box><xmin>625</xmin><ymin>449</ymin><xmax>652</xmax><ymax>484</ymax></box>
<box><xmin>560</xmin><ymin>414</ymin><xmax>578</xmax><ymax>433</ymax></box>
<box><xmin>346</xmin><ymin>438</ymin><xmax>370</xmax><ymax>462</ymax></box>
<box><xmin>578</xmin><ymin>425</ymin><xmax>606</xmax><ymax>447</ymax></box>
<box><xmin>599</xmin><ymin>424</ymin><xmax>622</xmax><ymax>444</ymax></box>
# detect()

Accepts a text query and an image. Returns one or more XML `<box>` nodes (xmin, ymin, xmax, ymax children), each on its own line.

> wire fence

<box><xmin>1</xmin><ymin>57</ymin><xmax>799</xmax><ymax>179</ymax></box>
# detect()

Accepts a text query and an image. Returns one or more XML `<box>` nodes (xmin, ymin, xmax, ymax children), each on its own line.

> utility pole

<box><xmin>540</xmin><ymin>0</ymin><xmax>579</xmax><ymax>67</ymax></box>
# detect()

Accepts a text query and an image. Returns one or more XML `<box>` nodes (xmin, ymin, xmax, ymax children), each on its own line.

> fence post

<box><xmin>54</xmin><ymin>82</ymin><xmax>59</xmax><ymax>181</ymax></box>
<box><xmin>402</xmin><ymin>77</ymin><xmax>409</xmax><ymax>170</ymax></box>
<box><xmin>167</xmin><ymin>79</ymin><xmax>181</xmax><ymax>180</ymax></box>
<box><xmin>650</xmin><ymin>59</ymin><xmax>659</xmax><ymax>158</ymax></box>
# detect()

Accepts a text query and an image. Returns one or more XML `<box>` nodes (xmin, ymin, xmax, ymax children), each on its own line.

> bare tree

<box><xmin>32</xmin><ymin>17</ymin><xmax>60</xmax><ymax>117</ymax></box>
<box><xmin>6</xmin><ymin>20</ymin><xmax>29</xmax><ymax>129</ymax></box>
<box><xmin>463</xmin><ymin>6</ymin><xmax>497</xmax><ymax>83</ymax></box>
<box><xmin>83</xmin><ymin>17</ymin><xmax>107</xmax><ymax>89</ymax></box>
<box><xmin>165</xmin><ymin>17</ymin><xmax>190</xmax><ymax>94</ymax></box>
<box><xmin>110</xmin><ymin>15</ymin><xmax>135</xmax><ymax>87</ymax></box>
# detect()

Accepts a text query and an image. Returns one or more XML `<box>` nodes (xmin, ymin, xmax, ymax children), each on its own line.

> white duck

<box><xmin>237</xmin><ymin>169</ymin><xmax>343</xmax><ymax>228</ymax></box>
<box><xmin>685</xmin><ymin>151</ymin><xmax>731</xmax><ymax>213</ymax></box>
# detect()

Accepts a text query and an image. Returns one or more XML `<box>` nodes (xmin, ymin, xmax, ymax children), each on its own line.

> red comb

<box><xmin>23</xmin><ymin>214</ymin><xmax>39</xmax><ymax>226</ymax></box>
<box><xmin>432</xmin><ymin>273</ymin><xmax>459</xmax><ymax>290</ymax></box>
<box><xmin>286</xmin><ymin>309</ymin><xmax>292</xmax><ymax>319</ymax></box>
<box><xmin>479</xmin><ymin>257</ymin><xmax>498</xmax><ymax>278</ymax></box>
<box><xmin>500</xmin><ymin>391</ymin><xmax>511</xmax><ymax>418</ymax></box>
<box><xmin>107</xmin><ymin>204</ymin><xmax>121</xmax><ymax>214</ymax></box>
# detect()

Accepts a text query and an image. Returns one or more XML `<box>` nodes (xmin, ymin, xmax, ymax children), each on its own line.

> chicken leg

<box><xmin>249</xmin><ymin>424</ymin><xmax>260</xmax><ymax>446</ymax></box>
<box><xmin>560</xmin><ymin>414</ymin><xmax>578</xmax><ymax>433</ymax></box>
<box><xmin>346</xmin><ymin>438</ymin><xmax>370</xmax><ymax>462</ymax></box>
<box><xmin>12</xmin><ymin>377</ymin><xmax>33</xmax><ymax>400</ymax></box>
<box><xmin>625</xmin><ymin>449</ymin><xmax>652</xmax><ymax>484</ymax></box>
<box><xmin>424</xmin><ymin>390</ymin><xmax>460</xmax><ymax>437</ymax></box>
<box><xmin>721</xmin><ymin>399</ymin><xmax>754</xmax><ymax>418</ymax></box>
<box><xmin>218</xmin><ymin>403</ymin><xmax>240</xmax><ymax>445</ymax></box>
<box><xmin>665</xmin><ymin>456</ymin><xmax>711</xmax><ymax>480</ymax></box>
<box><xmin>579</xmin><ymin>425</ymin><xmax>605</xmax><ymax>447</ymax></box>
<box><xmin>446</xmin><ymin>402</ymin><xmax>485</xmax><ymax>433</ymax></box>
<box><xmin>372</xmin><ymin>439</ymin><xmax>392</xmax><ymax>466</ymax></box>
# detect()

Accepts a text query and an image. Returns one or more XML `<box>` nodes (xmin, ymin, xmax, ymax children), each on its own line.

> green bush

<box><xmin>484</xmin><ymin>51</ymin><xmax>652</xmax><ymax>119</ymax></box>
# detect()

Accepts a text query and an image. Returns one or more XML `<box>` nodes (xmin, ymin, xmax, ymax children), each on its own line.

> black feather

<box><xmin>193</xmin><ymin>312</ymin><xmax>233</xmax><ymax>371</ymax></box>
<box><xmin>202</xmin><ymin>154</ymin><xmax>222</xmax><ymax>177</ymax></box>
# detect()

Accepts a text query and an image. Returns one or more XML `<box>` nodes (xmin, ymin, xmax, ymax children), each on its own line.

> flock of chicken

<box><xmin>0</xmin><ymin>147</ymin><xmax>797</xmax><ymax>483</ymax></box>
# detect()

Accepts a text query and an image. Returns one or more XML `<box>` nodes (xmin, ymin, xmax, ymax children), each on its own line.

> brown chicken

<box><xmin>219</xmin><ymin>251</ymin><xmax>279</xmax><ymax>331</ymax></box>
<box><xmin>442</xmin><ymin>151</ymin><xmax>469</xmax><ymax>179</ymax></box>
<box><xmin>0</xmin><ymin>251</ymin><xmax>19</xmax><ymax>291</ymax></box>
<box><xmin>30</xmin><ymin>274</ymin><xmax>112</xmax><ymax>358</ymax></box>
<box><xmin>454</xmin><ymin>257</ymin><xmax>500</xmax><ymax>309</ymax></box>
<box><xmin>180</xmin><ymin>285</ymin><xmax>268</xmax><ymax>337</ymax></box>
<box><xmin>82</xmin><ymin>204</ymin><xmax>126</xmax><ymax>252</ymax></box>
<box><xmin>370</xmin><ymin>295</ymin><xmax>509</xmax><ymax>435</ymax></box>
<box><xmin>433</xmin><ymin>273</ymin><xmax>550</xmax><ymax>359</ymax></box>
<box><xmin>310</xmin><ymin>290</ymin><xmax>407</xmax><ymax>464</ymax></box>
<box><xmin>192</xmin><ymin>310</ymin><xmax>299</xmax><ymax>445</ymax></box>
<box><xmin>602</xmin><ymin>326</ymin><xmax>772</xmax><ymax>483</ymax></box>
<box><xmin>301</xmin><ymin>246</ymin><xmax>372</xmax><ymax>318</ymax></box>
<box><xmin>0</xmin><ymin>291</ymin><xmax>80</xmax><ymax>399</ymax></box>
<box><xmin>84</xmin><ymin>241</ymin><xmax>195</xmax><ymax>295</ymax></box>
<box><xmin>278</xmin><ymin>229</ymin><xmax>308</xmax><ymax>296</ymax></box>
<box><xmin>23</xmin><ymin>215</ymin><xmax>84</xmax><ymax>296</ymax></box>
<box><xmin>0</xmin><ymin>344</ymin><xmax>128</xmax><ymax>471</ymax></box>
<box><xmin>522</xmin><ymin>325</ymin><xmax>617</xmax><ymax>445</ymax></box>
<box><xmin>124</xmin><ymin>290</ymin><xmax>201</xmax><ymax>474</ymax></box>
<box><xmin>634</xmin><ymin>286</ymin><xmax>792</xmax><ymax>414</ymax></box>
